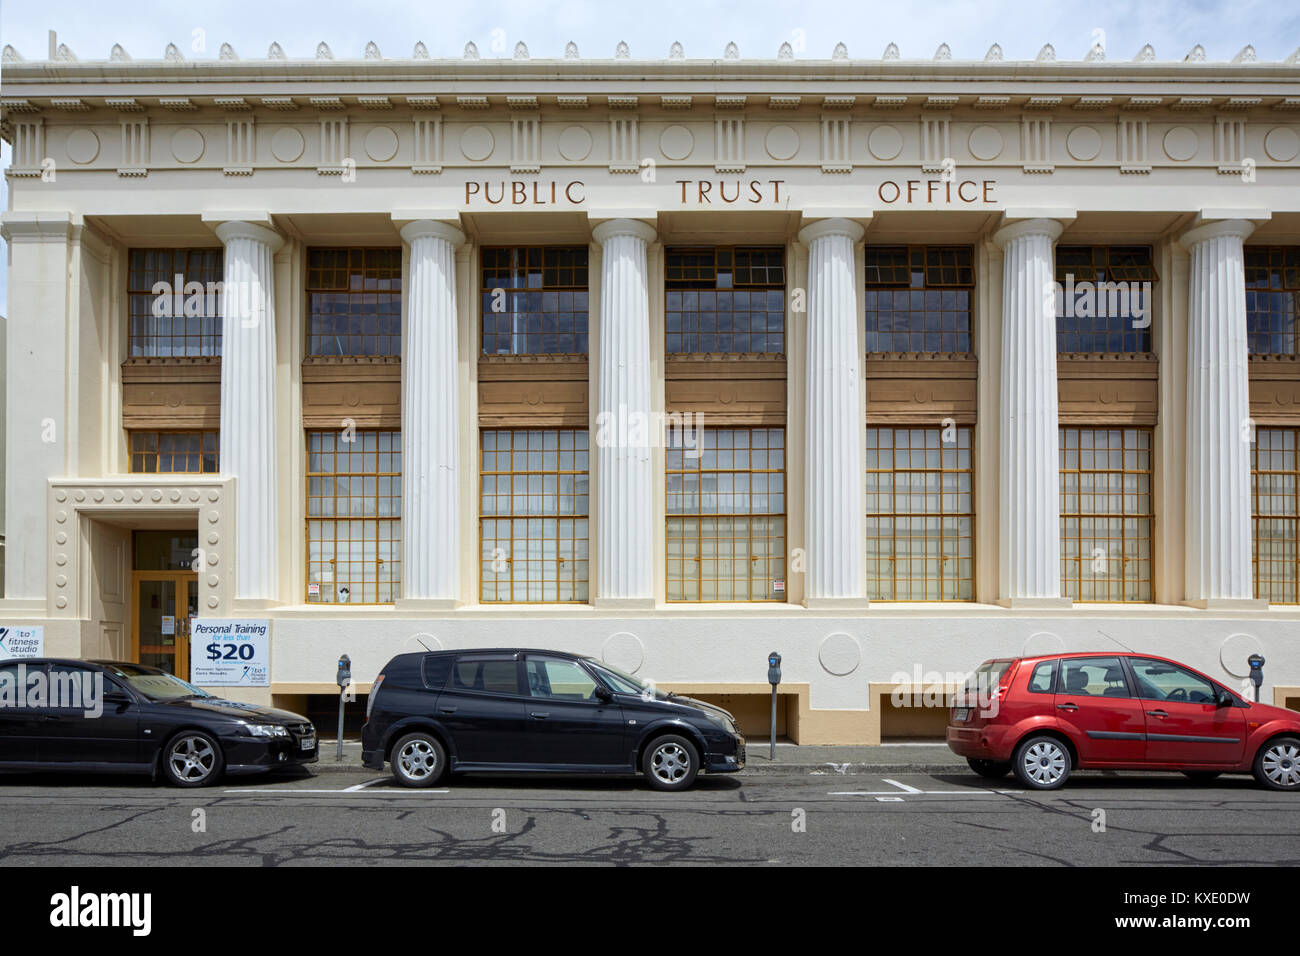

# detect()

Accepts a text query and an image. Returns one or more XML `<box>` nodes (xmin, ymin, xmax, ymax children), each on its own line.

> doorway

<box><xmin>131</xmin><ymin>531</ymin><xmax>199</xmax><ymax>679</ymax></box>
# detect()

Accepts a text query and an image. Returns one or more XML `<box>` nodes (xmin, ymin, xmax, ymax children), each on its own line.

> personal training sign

<box><xmin>189</xmin><ymin>619</ymin><xmax>271</xmax><ymax>687</ymax></box>
<box><xmin>0</xmin><ymin>625</ymin><xmax>44</xmax><ymax>660</ymax></box>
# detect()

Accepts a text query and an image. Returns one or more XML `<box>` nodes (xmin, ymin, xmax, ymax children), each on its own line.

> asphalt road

<box><xmin>0</xmin><ymin>767</ymin><xmax>1296</xmax><ymax>866</ymax></box>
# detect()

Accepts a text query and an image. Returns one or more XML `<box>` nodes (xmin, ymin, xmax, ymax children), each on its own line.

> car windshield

<box><xmin>588</xmin><ymin>661</ymin><xmax>668</xmax><ymax>699</ymax></box>
<box><xmin>106</xmin><ymin>664</ymin><xmax>212</xmax><ymax>702</ymax></box>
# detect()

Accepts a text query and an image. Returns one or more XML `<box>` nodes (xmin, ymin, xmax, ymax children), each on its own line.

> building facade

<box><xmin>1</xmin><ymin>37</ymin><xmax>1298</xmax><ymax>741</ymax></box>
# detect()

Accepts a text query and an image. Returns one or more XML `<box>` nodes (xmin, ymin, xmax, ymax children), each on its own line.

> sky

<box><xmin>1</xmin><ymin>0</ymin><xmax>1298</xmax><ymax>307</ymax></box>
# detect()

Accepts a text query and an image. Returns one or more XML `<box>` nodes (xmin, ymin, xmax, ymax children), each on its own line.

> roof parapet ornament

<box><xmin>55</xmin><ymin>42</ymin><xmax>76</xmax><ymax>61</ymax></box>
<box><xmin>413</xmin><ymin>41</ymin><xmax>428</xmax><ymax>59</ymax></box>
<box><xmin>778</xmin><ymin>42</ymin><xmax>793</xmax><ymax>60</ymax></box>
<box><xmin>1185</xmin><ymin>44</ymin><xmax>1206</xmax><ymax>61</ymax></box>
<box><xmin>669</xmin><ymin>41</ymin><xmax>684</xmax><ymax>59</ymax></box>
<box><xmin>882</xmin><ymin>42</ymin><xmax>899</xmax><ymax>60</ymax></box>
<box><xmin>1036</xmin><ymin>43</ymin><xmax>1055</xmax><ymax>62</ymax></box>
<box><xmin>110</xmin><ymin>43</ymin><xmax>131</xmax><ymax>62</ymax></box>
<box><xmin>984</xmin><ymin>43</ymin><xmax>1003</xmax><ymax>61</ymax></box>
<box><xmin>615</xmin><ymin>41</ymin><xmax>630</xmax><ymax>58</ymax></box>
<box><xmin>565</xmin><ymin>41</ymin><xmax>579</xmax><ymax>59</ymax></box>
<box><xmin>2</xmin><ymin>44</ymin><xmax>23</xmax><ymax>64</ymax></box>
<box><xmin>724</xmin><ymin>41</ymin><xmax>739</xmax><ymax>59</ymax></box>
<box><xmin>268</xmin><ymin>42</ymin><xmax>285</xmax><ymax>60</ymax></box>
<box><xmin>219</xmin><ymin>43</ymin><xmax>237</xmax><ymax>61</ymax></box>
<box><xmin>316</xmin><ymin>42</ymin><xmax>333</xmax><ymax>60</ymax></box>
<box><xmin>832</xmin><ymin>42</ymin><xmax>848</xmax><ymax>60</ymax></box>
<box><xmin>1288</xmin><ymin>47</ymin><xmax>1300</xmax><ymax>64</ymax></box>
<box><xmin>1232</xmin><ymin>44</ymin><xmax>1256</xmax><ymax>63</ymax></box>
<box><xmin>934</xmin><ymin>43</ymin><xmax>951</xmax><ymax>61</ymax></box>
<box><xmin>365</xmin><ymin>41</ymin><xmax>381</xmax><ymax>60</ymax></box>
<box><xmin>514</xmin><ymin>41</ymin><xmax>528</xmax><ymax>59</ymax></box>
<box><xmin>164</xmin><ymin>43</ymin><xmax>184</xmax><ymax>62</ymax></box>
<box><xmin>1085</xmin><ymin>42</ymin><xmax>1105</xmax><ymax>61</ymax></box>
<box><xmin>464</xmin><ymin>41</ymin><xmax>479</xmax><ymax>60</ymax></box>
<box><xmin>1134</xmin><ymin>44</ymin><xmax>1155</xmax><ymax>62</ymax></box>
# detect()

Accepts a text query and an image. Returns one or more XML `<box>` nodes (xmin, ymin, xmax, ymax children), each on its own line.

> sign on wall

<box><xmin>0</xmin><ymin>625</ymin><xmax>45</xmax><ymax>660</ymax></box>
<box><xmin>190</xmin><ymin>619</ymin><xmax>271</xmax><ymax>687</ymax></box>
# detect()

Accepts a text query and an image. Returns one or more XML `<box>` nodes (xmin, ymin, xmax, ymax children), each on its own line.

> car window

<box><xmin>451</xmin><ymin>659</ymin><xmax>520</xmax><ymax>696</ymax></box>
<box><xmin>1027</xmin><ymin>660</ymin><xmax>1056</xmax><ymax>694</ymax></box>
<box><xmin>526</xmin><ymin>659</ymin><xmax>600</xmax><ymax>701</ymax></box>
<box><xmin>45</xmin><ymin>665</ymin><xmax>103</xmax><ymax>711</ymax></box>
<box><xmin>1058</xmin><ymin>657</ymin><xmax>1132</xmax><ymax>698</ymax></box>
<box><xmin>1129</xmin><ymin>658</ymin><xmax>1217</xmax><ymax>704</ymax></box>
<box><xmin>0</xmin><ymin>662</ymin><xmax>36</xmax><ymax>708</ymax></box>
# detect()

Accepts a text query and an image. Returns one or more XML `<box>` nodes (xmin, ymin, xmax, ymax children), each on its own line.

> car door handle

<box><xmin>438</xmin><ymin>706</ymin><xmax>457</xmax><ymax>714</ymax></box>
<box><xmin>530</xmin><ymin>712</ymin><xmax>550</xmax><ymax>719</ymax></box>
<box><xmin>1056</xmin><ymin>703</ymin><xmax>1078</xmax><ymax>712</ymax></box>
<box><xmin>1146</xmin><ymin>709</ymin><xmax>1168</xmax><ymax>718</ymax></box>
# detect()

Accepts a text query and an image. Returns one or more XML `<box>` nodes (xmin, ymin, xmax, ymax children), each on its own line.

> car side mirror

<box><xmin>1216</xmin><ymin>691</ymin><xmax>1235</xmax><ymax>708</ymax></box>
<box><xmin>594</xmin><ymin>685</ymin><xmax>613</xmax><ymax>703</ymax></box>
<box><xmin>104</xmin><ymin>691</ymin><xmax>131</xmax><ymax>707</ymax></box>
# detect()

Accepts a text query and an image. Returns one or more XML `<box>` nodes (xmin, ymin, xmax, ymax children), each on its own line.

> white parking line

<box><xmin>223</xmin><ymin>784</ymin><xmax>449</xmax><ymax>795</ymax></box>
<box><xmin>882</xmin><ymin>778</ymin><xmax>923</xmax><ymax>793</ymax></box>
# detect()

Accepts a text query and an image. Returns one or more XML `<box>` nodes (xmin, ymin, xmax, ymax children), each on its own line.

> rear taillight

<box><xmin>365</xmin><ymin>674</ymin><xmax>384</xmax><ymax>719</ymax></box>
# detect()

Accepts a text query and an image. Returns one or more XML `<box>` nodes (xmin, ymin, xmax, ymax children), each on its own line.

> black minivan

<box><xmin>361</xmin><ymin>649</ymin><xmax>745</xmax><ymax>790</ymax></box>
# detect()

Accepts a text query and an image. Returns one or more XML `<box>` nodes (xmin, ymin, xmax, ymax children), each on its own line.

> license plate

<box><xmin>300</xmin><ymin>735</ymin><xmax>316</xmax><ymax>751</ymax></box>
<box><xmin>953</xmin><ymin>708</ymin><xmax>971</xmax><ymax>722</ymax></box>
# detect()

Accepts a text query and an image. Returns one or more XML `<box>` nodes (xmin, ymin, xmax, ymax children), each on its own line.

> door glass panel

<box><xmin>1129</xmin><ymin>659</ymin><xmax>1217</xmax><ymax>703</ymax></box>
<box><xmin>525</xmin><ymin>659</ymin><xmax>599</xmax><ymax>701</ymax></box>
<box><xmin>1058</xmin><ymin>658</ymin><xmax>1131</xmax><ymax>698</ymax></box>
<box><xmin>138</xmin><ymin>579</ymin><xmax>179</xmax><ymax>675</ymax></box>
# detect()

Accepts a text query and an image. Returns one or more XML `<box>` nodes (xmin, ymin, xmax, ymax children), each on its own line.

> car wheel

<box><xmin>1012</xmin><ymin>735</ymin><xmax>1072</xmax><ymax>790</ymax></box>
<box><xmin>642</xmin><ymin>735</ymin><xmax>699</xmax><ymax>792</ymax></box>
<box><xmin>163</xmin><ymin>731</ymin><xmax>224</xmax><ymax>788</ymax></box>
<box><xmin>1253</xmin><ymin>736</ymin><xmax>1300</xmax><ymax>792</ymax></box>
<box><xmin>391</xmin><ymin>732</ymin><xmax>447</xmax><ymax>788</ymax></box>
<box><xmin>1182</xmin><ymin>770</ymin><xmax>1223</xmax><ymax>782</ymax></box>
<box><xmin>967</xmin><ymin>758</ymin><xmax>1011</xmax><ymax>779</ymax></box>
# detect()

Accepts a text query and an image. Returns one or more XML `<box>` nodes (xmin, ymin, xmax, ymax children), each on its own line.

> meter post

<box><xmin>336</xmin><ymin>654</ymin><xmax>352</xmax><ymax>761</ymax></box>
<box><xmin>1248</xmin><ymin>654</ymin><xmax>1265</xmax><ymax>703</ymax></box>
<box><xmin>767</xmin><ymin>651</ymin><xmax>782</xmax><ymax>761</ymax></box>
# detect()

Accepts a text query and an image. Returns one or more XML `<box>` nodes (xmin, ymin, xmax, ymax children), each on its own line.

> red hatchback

<box><xmin>947</xmin><ymin>652</ymin><xmax>1300</xmax><ymax>791</ymax></box>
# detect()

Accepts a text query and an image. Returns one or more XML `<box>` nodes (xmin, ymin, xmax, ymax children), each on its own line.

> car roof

<box><xmin>1007</xmin><ymin>651</ymin><xmax>1182</xmax><ymax>666</ymax></box>
<box><xmin>398</xmin><ymin>648</ymin><xmax>591</xmax><ymax>660</ymax></box>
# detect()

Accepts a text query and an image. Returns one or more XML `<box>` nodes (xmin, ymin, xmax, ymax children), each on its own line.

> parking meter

<box><xmin>1248</xmin><ymin>654</ymin><xmax>1265</xmax><ymax>703</ymax></box>
<box><xmin>767</xmin><ymin>652</ymin><xmax>782</xmax><ymax>760</ymax></box>
<box><xmin>336</xmin><ymin>654</ymin><xmax>351</xmax><ymax>761</ymax></box>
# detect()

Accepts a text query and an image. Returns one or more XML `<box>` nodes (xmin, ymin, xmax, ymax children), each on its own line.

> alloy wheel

<box><xmin>169</xmin><ymin>735</ymin><xmax>217</xmax><ymax>783</ymax></box>
<box><xmin>398</xmin><ymin>739</ymin><xmax>438</xmax><ymax>781</ymax></box>
<box><xmin>651</xmin><ymin>742</ymin><xmax>691</xmax><ymax>785</ymax></box>
<box><xmin>1261</xmin><ymin>742</ymin><xmax>1300</xmax><ymax>789</ymax></box>
<box><xmin>1021</xmin><ymin>740</ymin><xmax>1067</xmax><ymax>786</ymax></box>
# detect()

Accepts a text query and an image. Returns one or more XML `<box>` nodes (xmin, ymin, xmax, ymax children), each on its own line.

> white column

<box><xmin>1180</xmin><ymin>218</ymin><xmax>1258</xmax><ymax>605</ymax></box>
<box><xmin>797</xmin><ymin>218</ymin><xmax>866</xmax><ymax>604</ymax></box>
<box><xmin>592</xmin><ymin>219</ymin><xmax>657</xmax><ymax>604</ymax></box>
<box><xmin>215</xmin><ymin>220</ymin><xmax>284</xmax><ymax>603</ymax></box>
<box><xmin>399</xmin><ymin>219</ymin><xmax>465</xmax><ymax>603</ymax></box>
<box><xmin>993</xmin><ymin>218</ymin><xmax>1069</xmax><ymax>606</ymax></box>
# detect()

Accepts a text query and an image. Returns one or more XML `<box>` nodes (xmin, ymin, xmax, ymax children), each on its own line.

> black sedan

<box><xmin>361</xmin><ymin>648</ymin><xmax>746</xmax><ymax>790</ymax></box>
<box><xmin>0</xmin><ymin>658</ymin><xmax>317</xmax><ymax>787</ymax></box>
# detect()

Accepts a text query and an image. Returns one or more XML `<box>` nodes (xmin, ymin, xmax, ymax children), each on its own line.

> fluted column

<box><xmin>399</xmin><ymin>220</ymin><xmax>466</xmax><ymax>603</ymax></box>
<box><xmin>993</xmin><ymin>218</ymin><xmax>1069</xmax><ymax>606</ymax></box>
<box><xmin>215</xmin><ymin>220</ymin><xmax>284</xmax><ymax>602</ymax></box>
<box><xmin>592</xmin><ymin>219</ymin><xmax>656</xmax><ymax>604</ymax></box>
<box><xmin>797</xmin><ymin>218</ymin><xmax>866</xmax><ymax>604</ymax></box>
<box><xmin>1181</xmin><ymin>218</ymin><xmax>1258</xmax><ymax>605</ymax></box>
